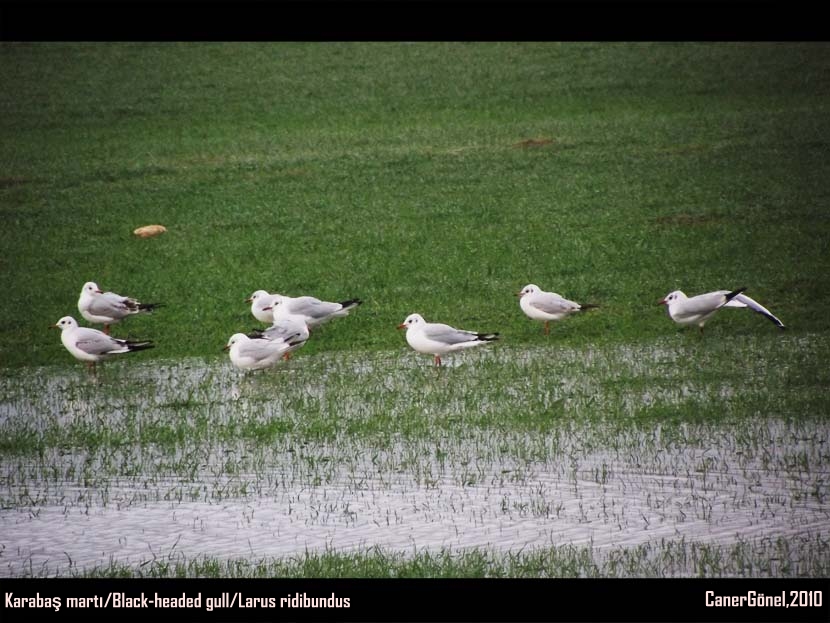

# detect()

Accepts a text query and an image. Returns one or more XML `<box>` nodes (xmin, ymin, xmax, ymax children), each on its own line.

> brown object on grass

<box><xmin>513</xmin><ymin>138</ymin><xmax>554</xmax><ymax>148</ymax></box>
<box><xmin>133</xmin><ymin>225</ymin><xmax>167</xmax><ymax>238</ymax></box>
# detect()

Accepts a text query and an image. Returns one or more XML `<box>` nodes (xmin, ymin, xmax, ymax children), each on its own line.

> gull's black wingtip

<box><xmin>725</xmin><ymin>287</ymin><xmax>748</xmax><ymax>302</ymax></box>
<box><xmin>339</xmin><ymin>298</ymin><xmax>363</xmax><ymax>309</ymax></box>
<box><xmin>126</xmin><ymin>340</ymin><xmax>155</xmax><ymax>352</ymax></box>
<box><xmin>477</xmin><ymin>332</ymin><xmax>500</xmax><ymax>342</ymax></box>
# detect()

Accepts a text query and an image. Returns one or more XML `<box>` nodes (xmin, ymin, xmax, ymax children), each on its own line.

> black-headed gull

<box><xmin>224</xmin><ymin>333</ymin><xmax>301</xmax><ymax>371</ymax></box>
<box><xmin>78</xmin><ymin>281</ymin><xmax>162</xmax><ymax>335</ymax></box>
<box><xmin>268</xmin><ymin>293</ymin><xmax>362</xmax><ymax>329</ymax></box>
<box><xmin>247</xmin><ymin>314</ymin><xmax>310</xmax><ymax>360</ymax></box>
<box><xmin>397</xmin><ymin>313</ymin><xmax>499</xmax><ymax>367</ymax></box>
<box><xmin>52</xmin><ymin>316</ymin><xmax>154</xmax><ymax>369</ymax></box>
<box><xmin>658</xmin><ymin>287</ymin><xmax>786</xmax><ymax>332</ymax></box>
<box><xmin>246</xmin><ymin>290</ymin><xmax>282</xmax><ymax>324</ymax></box>
<box><xmin>517</xmin><ymin>284</ymin><xmax>598</xmax><ymax>335</ymax></box>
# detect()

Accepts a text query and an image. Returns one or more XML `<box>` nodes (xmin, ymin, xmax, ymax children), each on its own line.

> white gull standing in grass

<box><xmin>78</xmin><ymin>281</ymin><xmax>162</xmax><ymax>335</ymax></box>
<box><xmin>52</xmin><ymin>316</ymin><xmax>154</xmax><ymax>370</ymax></box>
<box><xmin>517</xmin><ymin>284</ymin><xmax>598</xmax><ymax>335</ymax></box>
<box><xmin>397</xmin><ymin>313</ymin><xmax>499</xmax><ymax>367</ymax></box>
<box><xmin>658</xmin><ymin>287</ymin><xmax>786</xmax><ymax>333</ymax></box>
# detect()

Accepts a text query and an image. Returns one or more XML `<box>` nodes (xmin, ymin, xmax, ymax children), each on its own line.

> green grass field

<box><xmin>2</xmin><ymin>42</ymin><xmax>829</xmax><ymax>365</ymax></box>
<box><xmin>1</xmin><ymin>43</ymin><xmax>829</xmax><ymax>578</ymax></box>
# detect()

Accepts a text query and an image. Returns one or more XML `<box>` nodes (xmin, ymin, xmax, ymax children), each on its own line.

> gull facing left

<box><xmin>52</xmin><ymin>316</ymin><xmax>154</xmax><ymax>370</ymax></box>
<box><xmin>397</xmin><ymin>313</ymin><xmax>499</xmax><ymax>367</ymax></box>
<box><xmin>245</xmin><ymin>290</ymin><xmax>283</xmax><ymax>324</ymax></box>
<box><xmin>658</xmin><ymin>287</ymin><xmax>786</xmax><ymax>332</ymax></box>
<box><xmin>78</xmin><ymin>281</ymin><xmax>162</xmax><ymax>335</ymax></box>
<box><xmin>517</xmin><ymin>284</ymin><xmax>598</xmax><ymax>335</ymax></box>
<box><xmin>224</xmin><ymin>333</ymin><xmax>303</xmax><ymax>371</ymax></box>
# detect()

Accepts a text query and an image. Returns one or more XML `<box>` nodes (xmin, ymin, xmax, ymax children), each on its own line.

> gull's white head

<box><xmin>262</xmin><ymin>294</ymin><xmax>286</xmax><ymax>315</ymax></box>
<box><xmin>518</xmin><ymin>284</ymin><xmax>540</xmax><ymax>297</ymax></box>
<box><xmin>53</xmin><ymin>316</ymin><xmax>79</xmax><ymax>331</ymax></box>
<box><xmin>81</xmin><ymin>282</ymin><xmax>103</xmax><ymax>296</ymax></box>
<box><xmin>245</xmin><ymin>290</ymin><xmax>270</xmax><ymax>304</ymax></box>
<box><xmin>658</xmin><ymin>290</ymin><xmax>686</xmax><ymax>307</ymax></box>
<box><xmin>223</xmin><ymin>333</ymin><xmax>249</xmax><ymax>351</ymax></box>
<box><xmin>397</xmin><ymin>313</ymin><xmax>425</xmax><ymax>330</ymax></box>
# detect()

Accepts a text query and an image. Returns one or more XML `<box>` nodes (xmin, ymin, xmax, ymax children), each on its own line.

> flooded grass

<box><xmin>1</xmin><ymin>335</ymin><xmax>828</xmax><ymax>577</ymax></box>
<box><xmin>68</xmin><ymin>536</ymin><xmax>830</xmax><ymax>579</ymax></box>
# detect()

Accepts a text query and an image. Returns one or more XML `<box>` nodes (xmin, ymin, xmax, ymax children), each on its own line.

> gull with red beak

<box><xmin>77</xmin><ymin>281</ymin><xmax>162</xmax><ymax>335</ymax></box>
<box><xmin>517</xmin><ymin>284</ymin><xmax>598</xmax><ymax>335</ymax></box>
<box><xmin>658</xmin><ymin>287</ymin><xmax>785</xmax><ymax>333</ymax></box>
<box><xmin>397</xmin><ymin>313</ymin><xmax>499</xmax><ymax>367</ymax></box>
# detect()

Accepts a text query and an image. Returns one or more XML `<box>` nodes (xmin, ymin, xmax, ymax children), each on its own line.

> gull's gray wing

<box><xmin>680</xmin><ymin>291</ymin><xmax>730</xmax><ymax>316</ymax></box>
<box><xmin>422</xmin><ymin>322</ymin><xmax>479</xmax><ymax>345</ymax></box>
<box><xmin>73</xmin><ymin>328</ymin><xmax>129</xmax><ymax>355</ymax></box>
<box><xmin>288</xmin><ymin>296</ymin><xmax>341</xmax><ymax>320</ymax></box>
<box><xmin>728</xmin><ymin>293</ymin><xmax>785</xmax><ymax>328</ymax></box>
<box><xmin>237</xmin><ymin>337</ymin><xmax>289</xmax><ymax>360</ymax></box>
<box><xmin>530</xmin><ymin>291</ymin><xmax>580</xmax><ymax>314</ymax></box>
<box><xmin>253</xmin><ymin>316</ymin><xmax>309</xmax><ymax>343</ymax></box>
<box><xmin>85</xmin><ymin>292</ymin><xmax>131</xmax><ymax>317</ymax></box>
<box><xmin>258</xmin><ymin>324</ymin><xmax>298</xmax><ymax>341</ymax></box>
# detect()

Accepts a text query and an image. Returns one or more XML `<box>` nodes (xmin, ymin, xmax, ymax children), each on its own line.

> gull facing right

<box><xmin>517</xmin><ymin>284</ymin><xmax>598</xmax><ymax>335</ymax></box>
<box><xmin>397</xmin><ymin>313</ymin><xmax>499</xmax><ymax>367</ymax></box>
<box><xmin>658</xmin><ymin>287</ymin><xmax>786</xmax><ymax>332</ymax></box>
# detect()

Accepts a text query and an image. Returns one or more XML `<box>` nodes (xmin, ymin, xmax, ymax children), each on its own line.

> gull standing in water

<box><xmin>397</xmin><ymin>313</ymin><xmax>499</xmax><ymax>367</ymax></box>
<box><xmin>224</xmin><ymin>333</ymin><xmax>304</xmax><ymax>371</ymax></box>
<box><xmin>52</xmin><ymin>316</ymin><xmax>154</xmax><ymax>370</ymax></box>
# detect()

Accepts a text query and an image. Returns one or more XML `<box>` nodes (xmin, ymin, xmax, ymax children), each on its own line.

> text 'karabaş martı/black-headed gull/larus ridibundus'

<box><xmin>517</xmin><ymin>284</ymin><xmax>598</xmax><ymax>335</ymax></box>
<box><xmin>78</xmin><ymin>281</ymin><xmax>162</xmax><ymax>335</ymax></box>
<box><xmin>397</xmin><ymin>313</ymin><xmax>499</xmax><ymax>367</ymax></box>
<box><xmin>658</xmin><ymin>287</ymin><xmax>786</xmax><ymax>333</ymax></box>
<box><xmin>51</xmin><ymin>316</ymin><xmax>154</xmax><ymax>370</ymax></box>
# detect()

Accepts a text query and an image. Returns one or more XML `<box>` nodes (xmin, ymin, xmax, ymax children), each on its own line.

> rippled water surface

<box><xmin>1</xmin><ymin>341</ymin><xmax>828</xmax><ymax>576</ymax></box>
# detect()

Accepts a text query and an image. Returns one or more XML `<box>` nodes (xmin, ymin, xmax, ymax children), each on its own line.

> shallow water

<box><xmin>1</xmin><ymin>340</ymin><xmax>828</xmax><ymax>576</ymax></box>
<box><xmin>2</xmin><ymin>428</ymin><xmax>828</xmax><ymax>576</ymax></box>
